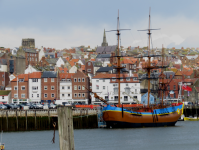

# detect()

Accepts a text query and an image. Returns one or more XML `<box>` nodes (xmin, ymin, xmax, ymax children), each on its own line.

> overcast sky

<box><xmin>1</xmin><ymin>0</ymin><xmax>199</xmax><ymax>49</ymax></box>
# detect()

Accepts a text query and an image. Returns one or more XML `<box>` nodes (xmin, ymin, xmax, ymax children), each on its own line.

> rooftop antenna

<box><xmin>106</xmin><ymin>10</ymin><xmax>131</xmax><ymax>107</ymax></box>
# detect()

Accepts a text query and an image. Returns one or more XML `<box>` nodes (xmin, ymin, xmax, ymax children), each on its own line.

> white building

<box><xmin>69</xmin><ymin>66</ymin><xmax>77</xmax><ymax>73</ymax></box>
<box><xmin>59</xmin><ymin>73</ymin><xmax>74</xmax><ymax>103</ymax></box>
<box><xmin>56</xmin><ymin>57</ymin><xmax>65</xmax><ymax>67</ymax></box>
<box><xmin>25</xmin><ymin>65</ymin><xmax>40</xmax><ymax>74</ymax></box>
<box><xmin>28</xmin><ymin>72</ymin><xmax>42</xmax><ymax>103</ymax></box>
<box><xmin>0</xmin><ymin>59</ymin><xmax>7</xmax><ymax>72</ymax></box>
<box><xmin>38</xmin><ymin>46</ymin><xmax>45</xmax><ymax>61</ymax></box>
<box><xmin>0</xmin><ymin>90</ymin><xmax>11</xmax><ymax>104</ymax></box>
<box><xmin>91</xmin><ymin>73</ymin><xmax>141</xmax><ymax>104</ymax></box>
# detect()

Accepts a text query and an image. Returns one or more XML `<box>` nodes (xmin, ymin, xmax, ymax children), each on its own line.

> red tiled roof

<box><xmin>93</xmin><ymin>73</ymin><xmax>138</xmax><ymax>79</ymax></box>
<box><xmin>182</xmin><ymin>70</ymin><xmax>193</xmax><ymax>76</ymax></box>
<box><xmin>69</xmin><ymin>59</ymin><xmax>79</xmax><ymax>66</ymax></box>
<box><xmin>90</xmin><ymin>59</ymin><xmax>95</xmax><ymax>61</ymax></box>
<box><xmin>12</xmin><ymin>74</ymin><xmax>29</xmax><ymax>82</ymax></box>
<box><xmin>29</xmin><ymin>72</ymin><xmax>42</xmax><ymax>78</ymax></box>
<box><xmin>59</xmin><ymin>73</ymin><xmax>75</xmax><ymax>79</ymax></box>
<box><xmin>58</xmin><ymin>67</ymin><xmax>68</xmax><ymax>73</ymax></box>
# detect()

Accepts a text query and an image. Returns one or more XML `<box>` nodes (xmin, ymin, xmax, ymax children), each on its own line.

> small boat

<box><xmin>184</xmin><ymin>117</ymin><xmax>199</xmax><ymax>121</ymax></box>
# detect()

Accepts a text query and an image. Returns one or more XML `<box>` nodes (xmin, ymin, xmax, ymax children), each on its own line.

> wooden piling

<box><xmin>16</xmin><ymin>110</ymin><xmax>18</xmax><ymax>130</ymax></box>
<box><xmin>57</xmin><ymin>106</ymin><xmax>74</xmax><ymax>150</ymax></box>
<box><xmin>26</xmin><ymin>110</ymin><xmax>27</xmax><ymax>130</ymax></box>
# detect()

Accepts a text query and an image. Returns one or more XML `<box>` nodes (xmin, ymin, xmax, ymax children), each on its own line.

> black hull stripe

<box><xmin>105</xmin><ymin>121</ymin><xmax>177</xmax><ymax>128</ymax></box>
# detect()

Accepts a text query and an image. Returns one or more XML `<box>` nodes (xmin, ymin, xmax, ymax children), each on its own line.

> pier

<box><xmin>0</xmin><ymin>108</ymin><xmax>98</xmax><ymax>132</ymax></box>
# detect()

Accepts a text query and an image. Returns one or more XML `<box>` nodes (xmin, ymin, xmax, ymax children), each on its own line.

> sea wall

<box><xmin>0</xmin><ymin>108</ymin><xmax>98</xmax><ymax>132</ymax></box>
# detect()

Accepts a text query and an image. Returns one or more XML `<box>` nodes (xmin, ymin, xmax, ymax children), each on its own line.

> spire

<box><xmin>101</xmin><ymin>29</ymin><xmax>108</xmax><ymax>46</ymax></box>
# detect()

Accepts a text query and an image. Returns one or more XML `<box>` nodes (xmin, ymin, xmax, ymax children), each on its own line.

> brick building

<box><xmin>71</xmin><ymin>70</ymin><xmax>90</xmax><ymax>104</ymax></box>
<box><xmin>41</xmin><ymin>71</ymin><xmax>59</xmax><ymax>102</ymax></box>
<box><xmin>11</xmin><ymin>74</ymin><xmax>29</xmax><ymax>103</ymax></box>
<box><xmin>0</xmin><ymin>72</ymin><xmax>9</xmax><ymax>89</ymax></box>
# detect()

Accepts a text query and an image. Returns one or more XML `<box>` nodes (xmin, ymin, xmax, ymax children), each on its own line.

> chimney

<box><xmin>55</xmin><ymin>52</ymin><xmax>57</xmax><ymax>58</ymax></box>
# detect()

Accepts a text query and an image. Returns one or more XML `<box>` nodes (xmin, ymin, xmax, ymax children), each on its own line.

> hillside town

<box><xmin>0</xmin><ymin>30</ymin><xmax>198</xmax><ymax>106</ymax></box>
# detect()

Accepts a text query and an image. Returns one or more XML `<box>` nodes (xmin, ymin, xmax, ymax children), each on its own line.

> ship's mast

<box><xmin>117</xmin><ymin>10</ymin><xmax>121</xmax><ymax>107</ymax></box>
<box><xmin>106</xmin><ymin>10</ymin><xmax>130</xmax><ymax>107</ymax></box>
<box><xmin>147</xmin><ymin>9</ymin><xmax>151</xmax><ymax>107</ymax></box>
<box><xmin>138</xmin><ymin>8</ymin><xmax>160</xmax><ymax>107</ymax></box>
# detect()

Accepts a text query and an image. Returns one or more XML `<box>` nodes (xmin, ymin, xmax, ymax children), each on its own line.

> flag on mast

<box><xmin>182</xmin><ymin>84</ymin><xmax>192</xmax><ymax>91</ymax></box>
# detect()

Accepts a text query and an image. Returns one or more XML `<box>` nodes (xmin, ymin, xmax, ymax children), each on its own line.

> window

<box><xmin>2</xmin><ymin>96</ymin><xmax>4</xmax><ymax>99</ymax></box>
<box><xmin>112</xmin><ymin>78</ymin><xmax>116</xmax><ymax>81</ymax></box>
<box><xmin>88</xmin><ymin>62</ymin><xmax>91</xmax><ymax>66</ymax></box>
<box><xmin>32</xmin><ymin>79</ymin><xmax>38</xmax><ymax>82</ymax></box>
<box><xmin>74</xmin><ymin>85</ymin><xmax>77</xmax><ymax>90</ymax></box>
<box><xmin>96</xmin><ymin>85</ymin><xmax>99</xmax><ymax>90</ymax></box>
<box><xmin>82</xmin><ymin>93</ymin><xmax>85</xmax><ymax>97</ymax></box>
<box><xmin>51</xmin><ymin>86</ymin><xmax>54</xmax><ymax>90</ymax></box>
<box><xmin>44</xmin><ymin>94</ymin><xmax>47</xmax><ymax>98</ymax></box>
<box><xmin>126</xmin><ymin>84</ymin><xmax>128</xmax><ymax>86</ymax></box>
<box><xmin>168</xmin><ymin>86</ymin><xmax>170</xmax><ymax>90</ymax></box>
<box><xmin>36</xmin><ymin>58</ymin><xmax>37</xmax><ymax>61</ymax></box>
<box><xmin>51</xmin><ymin>94</ymin><xmax>55</xmax><ymax>98</ymax></box>
<box><xmin>51</xmin><ymin>78</ymin><xmax>54</xmax><ymax>82</ymax></box>
<box><xmin>96</xmin><ymin>80</ymin><xmax>99</xmax><ymax>82</ymax></box>
<box><xmin>19</xmin><ymin>79</ymin><xmax>24</xmax><ymax>82</ymax></box>
<box><xmin>78</xmin><ymin>93</ymin><xmax>81</xmax><ymax>97</ymax></box>
<box><xmin>78</xmin><ymin>78</ymin><xmax>81</xmax><ymax>82</ymax></box>
<box><xmin>21</xmin><ymin>94</ymin><xmax>25</xmax><ymax>98</ymax></box>
<box><xmin>14</xmin><ymin>94</ymin><xmax>18</xmax><ymax>98</ymax></box>
<box><xmin>74</xmin><ymin>93</ymin><xmax>77</xmax><ymax>97</ymax></box>
<box><xmin>32</xmin><ymin>58</ymin><xmax>34</xmax><ymax>61</ymax></box>
<box><xmin>87</xmin><ymin>69</ymin><xmax>91</xmax><ymax>72</ymax></box>
<box><xmin>135</xmin><ymin>89</ymin><xmax>137</xmax><ymax>93</ymax></box>
<box><xmin>14</xmin><ymin>86</ymin><xmax>17</xmax><ymax>90</ymax></box>
<box><xmin>68</xmin><ymin>86</ymin><xmax>70</xmax><ymax>89</ymax></box>
<box><xmin>74</xmin><ymin>78</ymin><xmax>77</xmax><ymax>82</ymax></box>
<box><xmin>32</xmin><ymin>94</ymin><xmax>33</xmax><ymax>98</ymax></box>
<box><xmin>126</xmin><ymin>77</ymin><xmax>130</xmax><ymax>81</ymax></box>
<box><xmin>78</xmin><ymin>86</ymin><xmax>81</xmax><ymax>90</ymax></box>
<box><xmin>62</xmin><ymin>94</ymin><xmax>64</xmax><ymax>97</ymax></box>
<box><xmin>62</xmin><ymin>86</ymin><xmax>64</xmax><ymax>89</ymax></box>
<box><xmin>82</xmin><ymin>86</ymin><xmax>85</xmax><ymax>90</ymax></box>
<box><xmin>32</xmin><ymin>86</ymin><xmax>38</xmax><ymax>90</ymax></box>
<box><xmin>120</xmin><ymin>78</ymin><xmax>123</xmax><ymax>81</ymax></box>
<box><xmin>133</xmin><ymin>78</ymin><xmax>137</xmax><ymax>81</ymax></box>
<box><xmin>135</xmin><ymin>84</ymin><xmax>137</xmax><ymax>86</ymax></box>
<box><xmin>174</xmin><ymin>85</ymin><xmax>176</xmax><ymax>90</ymax></box>
<box><xmin>103</xmin><ymin>79</ymin><xmax>105</xmax><ymax>82</ymax></box>
<box><xmin>103</xmin><ymin>86</ymin><xmax>105</xmax><ymax>89</ymax></box>
<box><xmin>44</xmin><ymin>78</ymin><xmax>47</xmax><ymax>82</ymax></box>
<box><xmin>37</xmin><ymin>94</ymin><xmax>39</xmax><ymax>98</ymax></box>
<box><xmin>105</xmin><ymin>96</ymin><xmax>108</xmax><ymax>100</ymax></box>
<box><xmin>44</xmin><ymin>86</ymin><xmax>47</xmax><ymax>90</ymax></box>
<box><xmin>82</xmin><ymin>78</ymin><xmax>85</xmax><ymax>82</ymax></box>
<box><xmin>21</xmin><ymin>86</ymin><xmax>25</xmax><ymax>90</ymax></box>
<box><xmin>68</xmin><ymin>94</ymin><xmax>70</xmax><ymax>97</ymax></box>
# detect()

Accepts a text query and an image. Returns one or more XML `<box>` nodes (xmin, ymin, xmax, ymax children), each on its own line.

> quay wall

<box><xmin>0</xmin><ymin>108</ymin><xmax>98</xmax><ymax>132</ymax></box>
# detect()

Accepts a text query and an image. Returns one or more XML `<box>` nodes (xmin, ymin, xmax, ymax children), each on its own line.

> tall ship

<box><xmin>92</xmin><ymin>10</ymin><xmax>184</xmax><ymax>128</ymax></box>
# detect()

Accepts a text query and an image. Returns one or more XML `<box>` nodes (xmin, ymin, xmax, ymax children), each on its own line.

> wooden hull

<box><xmin>184</xmin><ymin>117</ymin><xmax>199</xmax><ymax>121</ymax></box>
<box><xmin>103</xmin><ymin>104</ymin><xmax>183</xmax><ymax>128</ymax></box>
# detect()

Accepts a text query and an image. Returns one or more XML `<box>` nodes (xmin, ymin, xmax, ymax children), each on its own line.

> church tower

<box><xmin>101</xmin><ymin>29</ymin><xmax>108</xmax><ymax>46</ymax></box>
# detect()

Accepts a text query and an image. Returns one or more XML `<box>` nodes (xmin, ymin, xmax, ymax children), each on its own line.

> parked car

<box><xmin>10</xmin><ymin>103</ymin><xmax>20</xmax><ymax>109</ymax></box>
<box><xmin>4</xmin><ymin>104</ymin><xmax>14</xmax><ymax>109</ymax></box>
<box><xmin>35</xmin><ymin>103</ymin><xmax>43</xmax><ymax>109</ymax></box>
<box><xmin>49</xmin><ymin>103</ymin><xmax>56</xmax><ymax>109</ymax></box>
<box><xmin>0</xmin><ymin>104</ymin><xmax>7</xmax><ymax>109</ymax></box>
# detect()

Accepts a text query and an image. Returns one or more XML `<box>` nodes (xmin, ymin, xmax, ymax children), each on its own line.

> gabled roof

<box><xmin>23</xmin><ymin>48</ymin><xmax>37</xmax><ymax>53</ymax></box>
<box><xmin>29</xmin><ymin>72</ymin><xmax>42</xmax><ymax>78</ymax></box>
<box><xmin>12</xmin><ymin>74</ymin><xmax>29</xmax><ymax>82</ymax></box>
<box><xmin>186</xmin><ymin>55</ymin><xmax>198</xmax><ymax>60</ymax></box>
<box><xmin>0</xmin><ymin>90</ymin><xmax>11</xmax><ymax>96</ymax></box>
<box><xmin>69</xmin><ymin>59</ymin><xmax>79</xmax><ymax>66</ymax></box>
<box><xmin>96</xmin><ymin>45</ymin><xmax>117</xmax><ymax>54</ymax></box>
<box><xmin>58</xmin><ymin>67</ymin><xmax>68</xmax><ymax>73</ymax></box>
<box><xmin>182</xmin><ymin>70</ymin><xmax>193</xmax><ymax>76</ymax></box>
<box><xmin>41</xmin><ymin>71</ymin><xmax>57</xmax><ymax>78</ymax></box>
<box><xmin>0</xmin><ymin>53</ymin><xmax>5</xmax><ymax>58</ymax></box>
<box><xmin>46</xmin><ymin>58</ymin><xmax>58</xmax><ymax>64</ymax></box>
<box><xmin>96</xmin><ymin>54</ymin><xmax>111</xmax><ymax>58</ymax></box>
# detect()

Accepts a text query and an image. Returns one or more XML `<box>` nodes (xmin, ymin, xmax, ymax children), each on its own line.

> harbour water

<box><xmin>3</xmin><ymin>121</ymin><xmax>199</xmax><ymax>150</ymax></box>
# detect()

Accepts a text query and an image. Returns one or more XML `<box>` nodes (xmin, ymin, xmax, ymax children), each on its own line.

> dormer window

<box><xmin>88</xmin><ymin>62</ymin><xmax>91</xmax><ymax>66</ymax></box>
<box><xmin>112</xmin><ymin>78</ymin><xmax>116</xmax><ymax>81</ymax></box>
